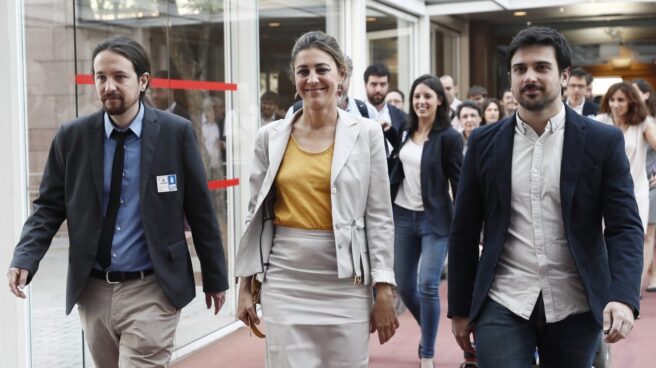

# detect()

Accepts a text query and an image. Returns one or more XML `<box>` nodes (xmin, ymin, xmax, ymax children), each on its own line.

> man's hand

<box><xmin>380</xmin><ymin>121</ymin><xmax>392</xmax><ymax>132</ymax></box>
<box><xmin>205</xmin><ymin>291</ymin><xmax>226</xmax><ymax>315</ymax></box>
<box><xmin>603</xmin><ymin>301</ymin><xmax>635</xmax><ymax>343</ymax></box>
<box><xmin>7</xmin><ymin>267</ymin><xmax>29</xmax><ymax>299</ymax></box>
<box><xmin>370</xmin><ymin>283</ymin><xmax>400</xmax><ymax>344</ymax></box>
<box><xmin>452</xmin><ymin>316</ymin><xmax>475</xmax><ymax>354</ymax></box>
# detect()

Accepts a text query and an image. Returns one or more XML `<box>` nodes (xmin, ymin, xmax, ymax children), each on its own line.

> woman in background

<box><xmin>596</xmin><ymin>82</ymin><xmax>656</xmax><ymax>294</ymax></box>
<box><xmin>480</xmin><ymin>98</ymin><xmax>504</xmax><ymax>125</ymax></box>
<box><xmin>389</xmin><ymin>74</ymin><xmax>463</xmax><ymax>368</ymax></box>
<box><xmin>633</xmin><ymin>79</ymin><xmax>656</xmax><ymax>293</ymax></box>
<box><xmin>235</xmin><ymin>31</ymin><xmax>398</xmax><ymax>368</ymax></box>
<box><xmin>458</xmin><ymin>100</ymin><xmax>482</xmax><ymax>155</ymax></box>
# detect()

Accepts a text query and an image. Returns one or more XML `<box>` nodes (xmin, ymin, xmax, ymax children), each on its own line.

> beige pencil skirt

<box><xmin>261</xmin><ymin>226</ymin><xmax>373</xmax><ymax>368</ymax></box>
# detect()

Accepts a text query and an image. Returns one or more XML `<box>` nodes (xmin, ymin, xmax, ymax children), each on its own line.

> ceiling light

<box><xmin>367</xmin><ymin>17</ymin><xmax>377</xmax><ymax>22</ymax></box>
<box><xmin>514</xmin><ymin>11</ymin><xmax>527</xmax><ymax>16</ymax></box>
<box><xmin>268</xmin><ymin>22</ymin><xmax>280</xmax><ymax>27</ymax></box>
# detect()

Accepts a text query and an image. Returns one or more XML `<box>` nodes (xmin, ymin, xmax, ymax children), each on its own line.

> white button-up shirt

<box><xmin>488</xmin><ymin>103</ymin><xmax>589</xmax><ymax>323</ymax></box>
<box><xmin>566</xmin><ymin>97</ymin><xmax>584</xmax><ymax>116</ymax></box>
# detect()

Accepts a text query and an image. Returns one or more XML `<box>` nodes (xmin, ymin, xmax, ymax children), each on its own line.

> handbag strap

<box><xmin>247</xmin><ymin>315</ymin><xmax>266</xmax><ymax>338</ymax></box>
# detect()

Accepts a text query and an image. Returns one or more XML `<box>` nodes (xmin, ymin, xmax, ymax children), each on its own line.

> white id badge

<box><xmin>157</xmin><ymin>174</ymin><xmax>178</xmax><ymax>193</ymax></box>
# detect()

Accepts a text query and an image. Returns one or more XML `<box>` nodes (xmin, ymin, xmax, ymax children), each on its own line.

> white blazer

<box><xmin>234</xmin><ymin>108</ymin><xmax>395</xmax><ymax>286</ymax></box>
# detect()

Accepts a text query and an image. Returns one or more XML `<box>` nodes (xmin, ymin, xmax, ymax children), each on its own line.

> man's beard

<box><xmin>517</xmin><ymin>84</ymin><xmax>556</xmax><ymax>112</ymax></box>
<box><xmin>368</xmin><ymin>93</ymin><xmax>385</xmax><ymax>106</ymax></box>
<box><xmin>102</xmin><ymin>92</ymin><xmax>128</xmax><ymax>115</ymax></box>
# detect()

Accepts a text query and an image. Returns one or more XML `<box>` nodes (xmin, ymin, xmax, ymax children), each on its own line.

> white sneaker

<box><xmin>420</xmin><ymin>357</ymin><xmax>434</xmax><ymax>368</ymax></box>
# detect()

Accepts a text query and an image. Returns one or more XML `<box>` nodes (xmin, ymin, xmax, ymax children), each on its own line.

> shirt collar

<box><xmin>566</xmin><ymin>97</ymin><xmax>584</xmax><ymax>109</ymax></box>
<box><xmin>379</xmin><ymin>102</ymin><xmax>389</xmax><ymax>115</ymax></box>
<box><xmin>104</xmin><ymin>102</ymin><xmax>144</xmax><ymax>138</ymax></box>
<box><xmin>515</xmin><ymin>102</ymin><xmax>566</xmax><ymax>135</ymax></box>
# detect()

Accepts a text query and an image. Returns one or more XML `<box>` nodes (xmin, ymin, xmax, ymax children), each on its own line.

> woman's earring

<box><xmin>337</xmin><ymin>84</ymin><xmax>343</xmax><ymax>97</ymax></box>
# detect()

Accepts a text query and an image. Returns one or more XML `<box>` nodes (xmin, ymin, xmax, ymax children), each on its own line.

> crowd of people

<box><xmin>239</xmin><ymin>26</ymin><xmax>649</xmax><ymax>368</ymax></box>
<box><xmin>6</xmin><ymin>23</ymin><xmax>653</xmax><ymax>368</ymax></box>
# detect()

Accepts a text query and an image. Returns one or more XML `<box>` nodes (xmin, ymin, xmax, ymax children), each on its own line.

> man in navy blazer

<box><xmin>7</xmin><ymin>36</ymin><xmax>228</xmax><ymax>367</ymax></box>
<box><xmin>448</xmin><ymin>27</ymin><xmax>642</xmax><ymax>367</ymax></box>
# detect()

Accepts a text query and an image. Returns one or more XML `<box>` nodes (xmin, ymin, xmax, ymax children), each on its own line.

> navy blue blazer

<box><xmin>389</xmin><ymin>103</ymin><xmax>408</xmax><ymax>133</ymax></box>
<box><xmin>447</xmin><ymin>106</ymin><xmax>643</xmax><ymax>327</ymax></box>
<box><xmin>390</xmin><ymin>126</ymin><xmax>463</xmax><ymax>236</ymax></box>
<box><xmin>582</xmin><ymin>99</ymin><xmax>600</xmax><ymax>117</ymax></box>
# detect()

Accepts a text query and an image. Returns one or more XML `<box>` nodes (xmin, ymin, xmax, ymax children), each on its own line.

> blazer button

<box><xmin>331</xmin><ymin>187</ymin><xmax>337</xmax><ymax>194</ymax></box>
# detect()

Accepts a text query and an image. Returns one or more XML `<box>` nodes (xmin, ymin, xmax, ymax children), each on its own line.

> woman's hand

<box><xmin>370</xmin><ymin>283</ymin><xmax>400</xmax><ymax>344</ymax></box>
<box><xmin>237</xmin><ymin>277</ymin><xmax>260</xmax><ymax>327</ymax></box>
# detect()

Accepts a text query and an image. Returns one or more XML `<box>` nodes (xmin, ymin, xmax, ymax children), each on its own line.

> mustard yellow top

<box><xmin>273</xmin><ymin>136</ymin><xmax>334</xmax><ymax>230</ymax></box>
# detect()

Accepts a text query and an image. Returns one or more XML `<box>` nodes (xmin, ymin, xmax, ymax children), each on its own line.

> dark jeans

<box><xmin>393</xmin><ymin>205</ymin><xmax>448</xmax><ymax>358</ymax></box>
<box><xmin>475</xmin><ymin>296</ymin><xmax>600</xmax><ymax>368</ymax></box>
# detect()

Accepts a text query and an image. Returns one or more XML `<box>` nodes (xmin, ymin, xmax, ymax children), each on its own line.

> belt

<box><xmin>90</xmin><ymin>269</ymin><xmax>154</xmax><ymax>284</ymax></box>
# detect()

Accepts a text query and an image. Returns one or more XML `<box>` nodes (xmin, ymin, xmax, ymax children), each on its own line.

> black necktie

<box><xmin>97</xmin><ymin>130</ymin><xmax>131</xmax><ymax>270</ymax></box>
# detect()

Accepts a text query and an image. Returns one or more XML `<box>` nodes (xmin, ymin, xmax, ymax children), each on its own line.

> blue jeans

<box><xmin>475</xmin><ymin>297</ymin><xmax>600</xmax><ymax>368</ymax></box>
<box><xmin>393</xmin><ymin>205</ymin><xmax>448</xmax><ymax>358</ymax></box>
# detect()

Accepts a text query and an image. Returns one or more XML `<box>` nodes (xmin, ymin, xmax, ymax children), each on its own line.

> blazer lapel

<box><xmin>258</xmin><ymin>117</ymin><xmax>294</xmax><ymax>201</ymax></box>
<box><xmin>495</xmin><ymin>118</ymin><xmax>516</xmax><ymax>219</ymax></box>
<box><xmin>331</xmin><ymin>109</ymin><xmax>360</xmax><ymax>185</ymax></box>
<box><xmin>87</xmin><ymin>111</ymin><xmax>105</xmax><ymax>210</ymax></box>
<box><xmin>560</xmin><ymin>107</ymin><xmax>586</xmax><ymax>223</ymax></box>
<box><xmin>140</xmin><ymin>105</ymin><xmax>161</xmax><ymax>201</ymax></box>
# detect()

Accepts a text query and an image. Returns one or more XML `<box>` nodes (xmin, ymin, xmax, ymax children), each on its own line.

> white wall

<box><xmin>0</xmin><ymin>0</ymin><xmax>30</xmax><ymax>367</ymax></box>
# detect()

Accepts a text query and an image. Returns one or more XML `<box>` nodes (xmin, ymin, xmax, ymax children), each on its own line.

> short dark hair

<box><xmin>92</xmin><ymin>36</ymin><xmax>151</xmax><ymax>99</ymax></box>
<box><xmin>407</xmin><ymin>74</ymin><xmax>451</xmax><ymax>132</ymax></box>
<box><xmin>585</xmin><ymin>72</ymin><xmax>594</xmax><ymax>86</ymax></box>
<box><xmin>570</xmin><ymin>67</ymin><xmax>590</xmax><ymax>85</ymax></box>
<box><xmin>364</xmin><ymin>63</ymin><xmax>391</xmax><ymax>83</ymax></box>
<box><xmin>467</xmin><ymin>85</ymin><xmax>488</xmax><ymax>98</ymax></box>
<box><xmin>507</xmin><ymin>26</ymin><xmax>571</xmax><ymax>73</ymax></box>
<box><xmin>261</xmin><ymin>91</ymin><xmax>279</xmax><ymax>104</ymax></box>
<box><xmin>457</xmin><ymin>100</ymin><xmax>482</xmax><ymax>120</ymax></box>
<box><xmin>387</xmin><ymin>88</ymin><xmax>404</xmax><ymax>102</ymax></box>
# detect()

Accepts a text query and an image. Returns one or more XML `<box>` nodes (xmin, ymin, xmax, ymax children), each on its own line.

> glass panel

<box><xmin>25</xmin><ymin>0</ymin><xmax>234</xmax><ymax>365</ymax></box>
<box><xmin>161</xmin><ymin>0</ymin><xmax>233</xmax><ymax>348</ymax></box>
<box><xmin>432</xmin><ymin>25</ymin><xmax>459</xmax><ymax>78</ymax></box>
<box><xmin>23</xmin><ymin>0</ymin><xmax>85</xmax><ymax>366</ymax></box>
<box><xmin>366</xmin><ymin>6</ymin><xmax>415</xmax><ymax>97</ymax></box>
<box><xmin>257</xmin><ymin>0</ymin><xmax>338</xmax><ymax>122</ymax></box>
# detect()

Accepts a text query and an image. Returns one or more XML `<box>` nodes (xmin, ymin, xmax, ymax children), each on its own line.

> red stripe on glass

<box><xmin>208</xmin><ymin>178</ymin><xmax>240</xmax><ymax>190</ymax></box>
<box><xmin>76</xmin><ymin>74</ymin><xmax>238</xmax><ymax>92</ymax></box>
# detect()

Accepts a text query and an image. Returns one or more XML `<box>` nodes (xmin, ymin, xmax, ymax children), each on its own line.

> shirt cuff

<box><xmin>371</xmin><ymin>269</ymin><xmax>396</xmax><ymax>287</ymax></box>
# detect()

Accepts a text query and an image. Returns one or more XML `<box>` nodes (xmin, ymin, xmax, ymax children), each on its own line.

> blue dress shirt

<box><xmin>98</xmin><ymin>103</ymin><xmax>153</xmax><ymax>271</ymax></box>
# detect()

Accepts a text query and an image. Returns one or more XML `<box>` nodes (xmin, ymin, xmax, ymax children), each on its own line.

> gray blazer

<box><xmin>235</xmin><ymin>109</ymin><xmax>395</xmax><ymax>286</ymax></box>
<box><xmin>10</xmin><ymin>104</ymin><xmax>229</xmax><ymax>314</ymax></box>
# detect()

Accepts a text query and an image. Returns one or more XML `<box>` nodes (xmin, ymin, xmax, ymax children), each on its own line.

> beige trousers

<box><xmin>77</xmin><ymin>274</ymin><xmax>181</xmax><ymax>368</ymax></box>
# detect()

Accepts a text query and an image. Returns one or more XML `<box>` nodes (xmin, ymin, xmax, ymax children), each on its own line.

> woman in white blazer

<box><xmin>235</xmin><ymin>31</ymin><xmax>398</xmax><ymax>368</ymax></box>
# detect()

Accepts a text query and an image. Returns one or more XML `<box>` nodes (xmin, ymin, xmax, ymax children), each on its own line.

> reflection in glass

<box><xmin>366</xmin><ymin>6</ymin><xmax>414</xmax><ymax>96</ymax></box>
